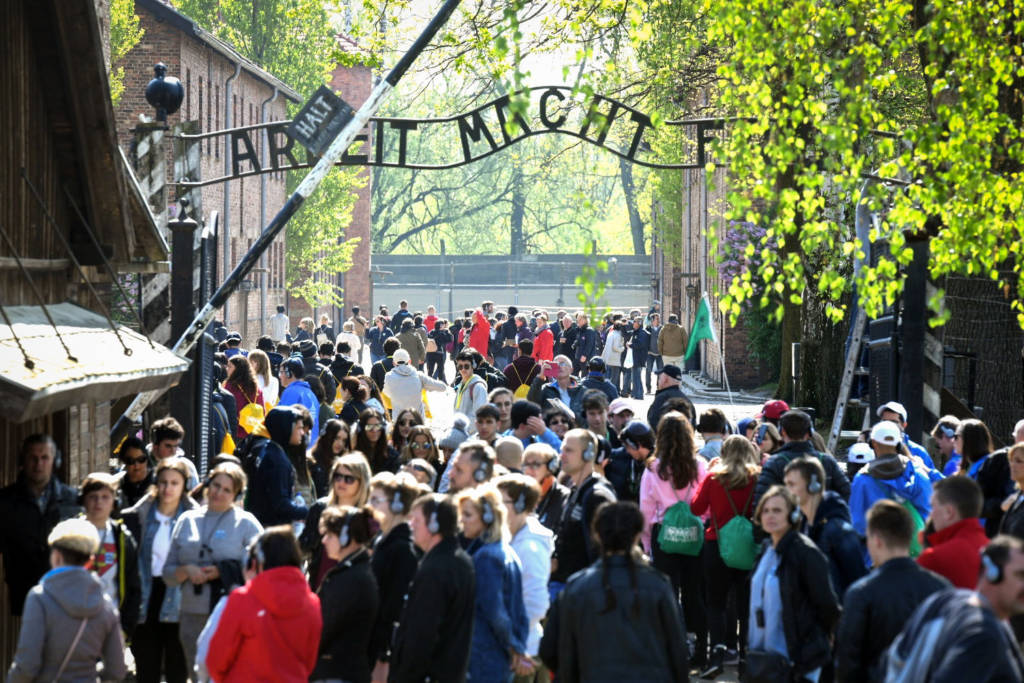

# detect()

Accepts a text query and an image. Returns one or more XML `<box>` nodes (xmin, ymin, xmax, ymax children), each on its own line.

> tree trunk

<box><xmin>510</xmin><ymin>165</ymin><xmax>526</xmax><ymax>256</ymax></box>
<box><xmin>619</xmin><ymin>157</ymin><xmax>646</xmax><ymax>255</ymax></box>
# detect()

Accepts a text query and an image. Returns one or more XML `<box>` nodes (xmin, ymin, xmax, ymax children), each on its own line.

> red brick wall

<box><xmin>114</xmin><ymin>3</ymin><xmax>292</xmax><ymax>346</ymax></box>
<box><xmin>330</xmin><ymin>61</ymin><xmax>373</xmax><ymax>317</ymax></box>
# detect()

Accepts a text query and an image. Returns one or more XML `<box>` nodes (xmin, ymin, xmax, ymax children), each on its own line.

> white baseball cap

<box><xmin>877</xmin><ymin>401</ymin><xmax>908</xmax><ymax>423</ymax></box>
<box><xmin>847</xmin><ymin>442</ymin><xmax>876</xmax><ymax>464</ymax></box>
<box><xmin>393</xmin><ymin>349</ymin><xmax>411</xmax><ymax>364</ymax></box>
<box><xmin>870</xmin><ymin>420</ymin><xmax>902</xmax><ymax>446</ymax></box>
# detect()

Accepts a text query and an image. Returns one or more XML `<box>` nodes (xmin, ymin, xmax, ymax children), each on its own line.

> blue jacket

<box><xmin>629</xmin><ymin>328</ymin><xmax>650</xmax><ymax>366</ymax></box>
<box><xmin>249</xmin><ymin>407</ymin><xmax>309</xmax><ymax>528</ymax></box>
<box><xmin>573</xmin><ymin>326</ymin><xmax>598</xmax><ymax>361</ymax></box>
<box><xmin>849</xmin><ymin>456</ymin><xmax>932</xmax><ymax>536</ymax></box>
<box><xmin>581</xmin><ymin>375</ymin><xmax>619</xmax><ymax>402</ymax></box>
<box><xmin>366</xmin><ymin>326</ymin><xmax>393</xmax><ymax>356</ymax></box>
<box><xmin>502</xmin><ymin>427</ymin><xmax>562</xmax><ymax>452</ymax></box>
<box><xmin>467</xmin><ymin>539</ymin><xmax>528</xmax><ymax>680</ymax></box>
<box><xmin>278</xmin><ymin>380</ymin><xmax>320</xmax><ymax>438</ymax></box>
<box><xmin>803</xmin><ymin>491</ymin><xmax>868</xmax><ymax>598</ymax></box>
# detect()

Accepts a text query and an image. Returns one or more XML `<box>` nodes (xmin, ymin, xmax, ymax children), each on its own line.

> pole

<box><xmin>111</xmin><ymin>0</ymin><xmax>463</xmax><ymax>441</ymax></box>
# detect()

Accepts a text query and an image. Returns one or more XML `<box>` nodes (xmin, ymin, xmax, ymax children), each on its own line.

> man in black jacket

<box><xmin>298</xmin><ymin>339</ymin><xmax>336</xmax><ymax>403</ymax></box>
<box><xmin>753</xmin><ymin>410</ymin><xmax>850</xmax><ymax>508</ymax></box>
<box><xmin>330</xmin><ymin>341</ymin><xmax>365</xmax><ymax>383</ymax></box>
<box><xmin>0</xmin><ymin>434</ymin><xmax>81</xmax><ymax>615</ymax></box>
<box><xmin>571</xmin><ymin>314</ymin><xmax>598</xmax><ymax>375</ymax></box>
<box><xmin>646</xmin><ymin>364</ymin><xmax>696</xmax><ymax>429</ymax></box>
<box><xmin>390</xmin><ymin>494</ymin><xmax>476</xmax><ymax>683</ymax></box>
<box><xmin>371</xmin><ymin>337</ymin><xmax>402</xmax><ymax>391</ymax></box>
<box><xmin>836</xmin><ymin>500</ymin><xmax>949</xmax><ymax>682</ymax></box>
<box><xmin>550</xmin><ymin>430</ymin><xmax>616</xmax><ymax>586</ymax></box>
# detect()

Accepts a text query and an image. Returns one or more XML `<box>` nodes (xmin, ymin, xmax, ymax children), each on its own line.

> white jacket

<box><xmin>510</xmin><ymin>516</ymin><xmax>554</xmax><ymax>655</ymax></box>
<box><xmin>601</xmin><ymin>329</ymin><xmax>625</xmax><ymax>367</ymax></box>
<box><xmin>382</xmin><ymin>363</ymin><xmax>447</xmax><ymax>417</ymax></box>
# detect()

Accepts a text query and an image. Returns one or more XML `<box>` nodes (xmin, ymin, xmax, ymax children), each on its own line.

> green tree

<box><xmin>109</xmin><ymin>0</ymin><xmax>144</xmax><ymax>105</ymax></box>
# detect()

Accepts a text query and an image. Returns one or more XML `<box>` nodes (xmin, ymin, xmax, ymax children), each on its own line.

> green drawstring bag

<box><xmin>658</xmin><ymin>500</ymin><xmax>704</xmax><ymax>556</ymax></box>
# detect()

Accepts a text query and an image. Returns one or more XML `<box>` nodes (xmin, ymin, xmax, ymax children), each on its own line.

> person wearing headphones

<box><xmin>606</xmin><ymin>420</ymin><xmax>655</xmax><ymax>503</ymax></box>
<box><xmin>784</xmin><ymin>456</ymin><xmax>868</xmax><ymax>598</ymax></box>
<box><xmin>367</xmin><ymin>473</ymin><xmax>429</xmax><ymax>680</ymax></box>
<box><xmin>0</xmin><ymin>434</ymin><xmax>80</xmax><ymax>618</ymax></box>
<box><xmin>277</xmin><ymin>357</ymin><xmax>320</xmax><ymax>441</ymax></box>
<box><xmin>389</xmin><ymin>494</ymin><xmax>476</xmax><ymax>683</ymax></box>
<box><xmin>885</xmin><ymin>535</ymin><xmax>1024</xmax><ymax>681</ymax></box>
<box><xmin>456</xmin><ymin>486</ymin><xmax>528</xmax><ymax>682</ymax></box>
<box><xmin>550</xmin><ymin>429</ymin><xmax>617</xmax><ymax>591</ymax></box>
<box><xmin>312</xmin><ymin>506</ymin><xmax>380</xmax><ymax>683</ymax></box>
<box><xmin>496</xmin><ymin>474</ymin><xmax>554</xmax><ymax>681</ymax></box>
<box><xmin>834</xmin><ymin>500</ymin><xmax>950</xmax><ymax>683</ymax></box>
<box><xmin>521</xmin><ymin>443</ymin><xmax>569</xmax><ymax>536</ymax></box>
<box><xmin>446</xmin><ymin>440</ymin><xmax>498</xmax><ymax>494</ymax></box>
<box><xmin>205</xmin><ymin>525</ymin><xmax>321</xmax><ymax>682</ymax></box>
<box><xmin>748</xmin><ymin>485</ymin><xmax>840</xmax><ymax>683</ymax></box>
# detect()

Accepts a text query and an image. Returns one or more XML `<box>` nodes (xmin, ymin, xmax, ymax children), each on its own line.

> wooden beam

<box><xmin>0</xmin><ymin>257</ymin><xmax>70</xmax><ymax>271</ymax></box>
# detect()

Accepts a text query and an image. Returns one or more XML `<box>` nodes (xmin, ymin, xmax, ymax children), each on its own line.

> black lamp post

<box><xmin>145</xmin><ymin>63</ymin><xmax>185</xmax><ymax>128</ymax></box>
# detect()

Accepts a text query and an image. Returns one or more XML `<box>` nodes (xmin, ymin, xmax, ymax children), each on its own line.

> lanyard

<box><xmin>198</xmin><ymin>509</ymin><xmax>230</xmax><ymax>561</ymax></box>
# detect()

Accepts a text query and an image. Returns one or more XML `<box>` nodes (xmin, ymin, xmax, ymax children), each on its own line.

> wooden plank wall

<box><xmin>0</xmin><ymin>2</ymin><xmax>119</xmax><ymax>668</ymax></box>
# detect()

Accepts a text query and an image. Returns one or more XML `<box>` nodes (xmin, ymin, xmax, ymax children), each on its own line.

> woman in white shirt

<box><xmin>121</xmin><ymin>458</ymin><xmax>199</xmax><ymax>683</ymax></box>
<box><xmin>249</xmin><ymin>349</ymin><xmax>279</xmax><ymax>407</ymax></box>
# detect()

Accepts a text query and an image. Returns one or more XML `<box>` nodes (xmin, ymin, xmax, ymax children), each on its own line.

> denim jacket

<box><xmin>467</xmin><ymin>538</ymin><xmax>528</xmax><ymax>680</ymax></box>
<box><xmin>123</xmin><ymin>494</ymin><xmax>199</xmax><ymax>623</ymax></box>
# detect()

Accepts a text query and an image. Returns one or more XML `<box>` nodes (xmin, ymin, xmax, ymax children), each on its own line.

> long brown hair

<box><xmin>710</xmin><ymin>435</ymin><xmax>760</xmax><ymax>490</ymax></box>
<box><xmin>654</xmin><ymin>411</ymin><xmax>700</xmax><ymax>489</ymax></box>
<box><xmin>227</xmin><ymin>356</ymin><xmax>258</xmax><ymax>398</ymax></box>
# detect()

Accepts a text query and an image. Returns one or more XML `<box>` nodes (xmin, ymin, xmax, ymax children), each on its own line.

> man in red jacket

<box><xmin>469</xmin><ymin>300</ymin><xmax>494</xmax><ymax>359</ymax></box>
<box><xmin>918</xmin><ymin>475</ymin><xmax>989</xmax><ymax>588</ymax></box>
<box><xmin>207</xmin><ymin>526</ymin><xmax>322</xmax><ymax>682</ymax></box>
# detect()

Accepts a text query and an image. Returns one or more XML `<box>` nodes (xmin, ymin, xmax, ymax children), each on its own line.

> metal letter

<box><xmin>539</xmin><ymin>88</ymin><xmax>567</xmax><ymax>130</ymax></box>
<box><xmin>230</xmin><ymin>130</ymin><xmax>261</xmax><ymax>177</ymax></box>
<box><xmin>457</xmin><ymin>111</ymin><xmax>499</xmax><ymax>162</ymax></box>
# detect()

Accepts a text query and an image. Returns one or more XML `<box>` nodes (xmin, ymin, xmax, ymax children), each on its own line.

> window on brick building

<box><xmin>206</xmin><ymin>77</ymin><xmax>212</xmax><ymax>154</ymax></box>
<box><xmin>198</xmin><ymin>77</ymin><xmax>204</xmax><ymax>153</ymax></box>
<box><xmin>185</xmin><ymin>69</ymin><xmax>191</xmax><ymax>121</ymax></box>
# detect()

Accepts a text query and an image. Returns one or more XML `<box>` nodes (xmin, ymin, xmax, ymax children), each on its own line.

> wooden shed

<box><xmin>0</xmin><ymin>0</ymin><xmax>187</xmax><ymax>662</ymax></box>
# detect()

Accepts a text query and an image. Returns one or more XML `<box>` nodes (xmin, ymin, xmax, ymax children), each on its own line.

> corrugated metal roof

<box><xmin>0</xmin><ymin>303</ymin><xmax>189</xmax><ymax>422</ymax></box>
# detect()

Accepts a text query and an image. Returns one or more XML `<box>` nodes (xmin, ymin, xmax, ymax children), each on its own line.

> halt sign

<box><xmin>287</xmin><ymin>86</ymin><xmax>355</xmax><ymax>157</ymax></box>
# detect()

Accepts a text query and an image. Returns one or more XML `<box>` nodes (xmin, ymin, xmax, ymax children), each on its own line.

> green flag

<box><xmin>684</xmin><ymin>294</ymin><xmax>717</xmax><ymax>360</ymax></box>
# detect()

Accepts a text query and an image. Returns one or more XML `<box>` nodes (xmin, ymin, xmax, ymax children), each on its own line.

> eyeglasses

<box><xmin>364</xmin><ymin>424</ymin><xmax>384</xmax><ymax>432</ymax></box>
<box><xmin>333</xmin><ymin>473</ymin><xmax>359</xmax><ymax>484</ymax></box>
<box><xmin>410</xmin><ymin>442</ymin><xmax>432</xmax><ymax>450</ymax></box>
<box><xmin>126</xmin><ymin>457</ymin><xmax>148</xmax><ymax>466</ymax></box>
<box><xmin>522</xmin><ymin>460</ymin><xmax>546</xmax><ymax>469</ymax></box>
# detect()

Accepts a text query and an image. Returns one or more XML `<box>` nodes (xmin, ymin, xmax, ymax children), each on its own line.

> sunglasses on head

<box><xmin>333</xmin><ymin>473</ymin><xmax>359</xmax><ymax>484</ymax></box>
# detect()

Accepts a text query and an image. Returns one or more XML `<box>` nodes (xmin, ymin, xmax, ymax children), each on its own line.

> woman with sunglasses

<box><xmin>310</xmin><ymin>419</ymin><xmax>351</xmax><ymax>498</ymax></box>
<box><xmin>163</xmin><ymin>462</ymin><xmax>262</xmax><ymax>676</ymax></box>
<box><xmin>522</xmin><ymin>443</ymin><xmax>570</xmax><ymax>535</ymax></box>
<box><xmin>367</xmin><ymin>473</ymin><xmax>428</xmax><ymax>680</ymax></box>
<box><xmin>391</xmin><ymin>409</ymin><xmax>424</xmax><ymax>455</ymax></box>
<box><xmin>453</xmin><ymin>350</ymin><xmax>489</xmax><ymax>427</ymax></box>
<box><xmin>355</xmin><ymin>409</ymin><xmax>401</xmax><ymax>474</ymax></box>
<box><xmin>543</xmin><ymin>406</ymin><xmax>575</xmax><ymax>440</ymax></box>
<box><xmin>300</xmin><ymin>452</ymin><xmax>372</xmax><ymax>591</ymax></box>
<box><xmin>401</xmin><ymin>425</ymin><xmax>444</xmax><ymax>474</ymax></box>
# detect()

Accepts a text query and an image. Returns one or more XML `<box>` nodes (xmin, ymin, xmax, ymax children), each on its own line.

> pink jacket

<box><xmin>639</xmin><ymin>457</ymin><xmax>708</xmax><ymax>553</ymax></box>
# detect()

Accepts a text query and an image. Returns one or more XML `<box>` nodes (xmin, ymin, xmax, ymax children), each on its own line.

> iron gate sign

<box><xmin>177</xmin><ymin>86</ymin><xmax>733</xmax><ymax>188</ymax></box>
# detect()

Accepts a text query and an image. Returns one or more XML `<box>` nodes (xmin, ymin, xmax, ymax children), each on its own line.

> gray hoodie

<box><xmin>8</xmin><ymin>567</ymin><xmax>126</xmax><ymax>682</ymax></box>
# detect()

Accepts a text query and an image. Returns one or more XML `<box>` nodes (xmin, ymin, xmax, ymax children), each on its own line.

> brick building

<box><xmin>115</xmin><ymin>0</ymin><xmax>299</xmax><ymax>343</ymax></box>
<box><xmin>653</xmin><ymin>164</ymin><xmax>772</xmax><ymax>390</ymax></box>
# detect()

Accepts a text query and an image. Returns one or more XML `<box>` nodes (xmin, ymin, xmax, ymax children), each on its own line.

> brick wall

<box><xmin>114</xmin><ymin>3</ymin><xmax>292</xmax><ymax>346</ymax></box>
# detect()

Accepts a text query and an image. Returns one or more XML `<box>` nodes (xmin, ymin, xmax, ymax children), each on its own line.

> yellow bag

<box><xmin>238</xmin><ymin>389</ymin><xmax>266</xmax><ymax>434</ymax></box>
<box><xmin>332</xmin><ymin>386</ymin><xmax>346</xmax><ymax>415</ymax></box>
<box><xmin>511</xmin><ymin>364</ymin><xmax>530</xmax><ymax>399</ymax></box>
<box><xmin>221</xmin><ymin>431</ymin><xmax>236</xmax><ymax>455</ymax></box>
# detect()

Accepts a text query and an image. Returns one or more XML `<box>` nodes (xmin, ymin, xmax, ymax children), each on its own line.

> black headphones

<box><xmin>808</xmin><ymin>472</ymin><xmax>823</xmax><ymax>495</ymax></box>
<box><xmin>481</xmin><ymin>500</ymin><xmax>495</xmax><ymax>525</ymax></box>
<box><xmin>513</xmin><ymin>491</ymin><xmax>527</xmax><ymax>514</ymax></box>
<box><xmin>981</xmin><ymin>548</ymin><xmax>1003</xmax><ymax>584</ymax></box>
<box><xmin>390</xmin><ymin>490</ymin><xmax>405</xmax><ymax>515</ymax></box>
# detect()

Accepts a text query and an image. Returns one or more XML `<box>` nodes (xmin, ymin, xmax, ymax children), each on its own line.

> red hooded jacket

<box><xmin>207</xmin><ymin>566</ymin><xmax>322</xmax><ymax>682</ymax></box>
<box><xmin>917</xmin><ymin>517</ymin><xmax>989</xmax><ymax>589</ymax></box>
<box><xmin>469</xmin><ymin>309</ymin><xmax>491</xmax><ymax>358</ymax></box>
